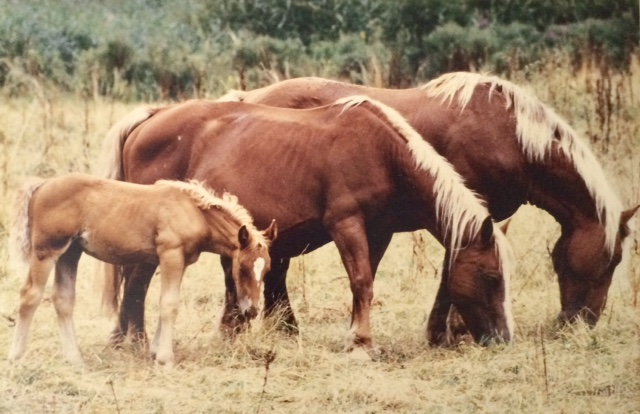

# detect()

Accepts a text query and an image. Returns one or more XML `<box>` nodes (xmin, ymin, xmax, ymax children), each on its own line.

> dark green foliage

<box><xmin>0</xmin><ymin>0</ymin><xmax>636</xmax><ymax>98</ymax></box>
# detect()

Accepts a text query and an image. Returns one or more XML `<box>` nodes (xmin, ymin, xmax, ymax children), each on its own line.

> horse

<box><xmin>218</xmin><ymin>74</ymin><xmax>639</xmax><ymax>343</ymax></box>
<box><xmin>100</xmin><ymin>96</ymin><xmax>516</xmax><ymax>354</ymax></box>
<box><xmin>8</xmin><ymin>173</ymin><xmax>276</xmax><ymax>368</ymax></box>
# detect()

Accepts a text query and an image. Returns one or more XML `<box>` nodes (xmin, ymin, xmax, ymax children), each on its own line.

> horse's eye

<box><xmin>479</xmin><ymin>270</ymin><xmax>501</xmax><ymax>284</ymax></box>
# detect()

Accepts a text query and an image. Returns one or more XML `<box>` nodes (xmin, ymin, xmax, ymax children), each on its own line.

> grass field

<box><xmin>1</xmin><ymin>58</ymin><xmax>639</xmax><ymax>413</ymax></box>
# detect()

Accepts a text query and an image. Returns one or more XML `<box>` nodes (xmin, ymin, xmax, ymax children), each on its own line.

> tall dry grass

<box><xmin>0</xmin><ymin>57</ymin><xmax>638</xmax><ymax>413</ymax></box>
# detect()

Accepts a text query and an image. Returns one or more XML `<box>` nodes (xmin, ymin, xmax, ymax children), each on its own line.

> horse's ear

<box><xmin>621</xmin><ymin>205</ymin><xmax>640</xmax><ymax>226</ymax></box>
<box><xmin>620</xmin><ymin>205</ymin><xmax>640</xmax><ymax>238</ymax></box>
<box><xmin>480</xmin><ymin>216</ymin><xmax>494</xmax><ymax>247</ymax></box>
<box><xmin>500</xmin><ymin>219</ymin><xmax>511</xmax><ymax>235</ymax></box>
<box><xmin>264</xmin><ymin>219</ymin><xmax>278</xmax><ymax>243</ymax></box>
<box><xmin>238</xmin><ymin>225</ymin><xmax>251</xmax><ymax>249</ymax></box>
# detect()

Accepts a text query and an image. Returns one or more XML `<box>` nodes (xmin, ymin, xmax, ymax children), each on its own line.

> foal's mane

<box><xmin>155</xmin><ymin>180</ymin><xmax>269</xmax><ymax>247</ymax></box>
<box><xmin>423</xmin><ymin>72</ymin><xmax>623</xmax><ymax>254</ymax></box>
<box><xmin>335</xmin><ymin>95</ymin><xmax>515</xmax><ymax>282</ymax></box>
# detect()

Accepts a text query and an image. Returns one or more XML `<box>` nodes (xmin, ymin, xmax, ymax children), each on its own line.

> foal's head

<box><xmin>447</xmin><ymin>217</ymin><xmax>514</xmax><ymax>344</ymax></box>
<box><xmin>552</xmin><ymin>206</ymin><xmax>638</xmax><ymax>326</ymax></box>
<box><xmin>231</xmin><ymin>220</ymin><xmax>277</xmax><ymax>319</ymax></box>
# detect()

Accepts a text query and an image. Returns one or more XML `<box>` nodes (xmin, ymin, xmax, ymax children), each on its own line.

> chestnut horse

<box><xmin>8</xmin><ymin>173</ymin><xmax>275</xmax><ymax>367</ymax></box>
<box><xmin>101</xmin><ymin>97</ymin><xmax>516</xmax><ymax>353</ymax></box>
<box><xmin>219</xmin><ymin>73</ymin><xmax>639</xmax><ymax>343</ymax></box>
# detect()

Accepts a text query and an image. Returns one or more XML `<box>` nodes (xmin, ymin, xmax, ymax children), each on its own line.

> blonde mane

<box><xmin>334</xmin><ymin>95</ymin><xmax>515</xmax><ymax>281</ymax></box>
<box><xmin>155</xmin><ymin>180</ymin><xmax>269</xmax><ymax>247</ymax></box>
<box><xmin>423</xmin><ymin>72</ymin><xmax>623</xmax><ymax>254</ymax></box>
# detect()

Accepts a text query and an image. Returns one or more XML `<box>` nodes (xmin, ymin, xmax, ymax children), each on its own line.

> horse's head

<box><xmin>232</xmin><ymin>220</ymin><xmax>278</xmax><ymax>319</ymax></box>
<box><xmin>552</xmin><ymin>206</ymin><xmax>638</xmax><ymax>326</ymax></box>
<box><xmin>447</xmin><ymin>216</ymin><xmax>514</xmax><ymax>344</ymax></box>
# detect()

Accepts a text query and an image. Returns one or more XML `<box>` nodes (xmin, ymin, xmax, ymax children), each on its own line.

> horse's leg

<box><xmin>8</xmin><ymin>255</ymin><xmax>56</xmax><ymax>362</ymax></box>
<box><xmin>152</xmin><ymin>248</ymin><xmax>185</xmax><ymax>369</ymax></box>
<box><xmin>425</xmin><ymin>249</ymin><xmax>454</xmax><ymax>346</ymax></box>
<box><xmin>368</xmin><ymin>231</ymin><xmax>393</xmax><ymax>278</ymax></box>
<box><xmin>219</xmin><ymin>256</ymin><xmax>247</xmax><ymax>336</ymax></box>
<box><xmin>263</xmin><ymin>258</ymin><xmax>298</xmax><ymax>332</ymax></box>
<box><xmin>111</xmin><ymin>263</ymin><xmax>157</xmax><ymax>347</ymax></box>
<box><xmin>328</xmin><ymin>216</ymin><xmax>375</xmax><ymax>352</ymax></box>
<box><xmin>51</xmin><ymin>242</ymin><xmax>84</xmax><ymax>364</ymax></box>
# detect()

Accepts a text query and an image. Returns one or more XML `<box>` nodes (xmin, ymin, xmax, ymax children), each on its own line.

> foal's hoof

<box><xmin>152</xmin><ymin>354</ymin><xmax>176</xmax><ymax>370</ymax></box>
<box><xmin>7</xmin><ymin>352</ymin><xmax>23</xmax><ymax>363</ymax></box>
<box><xmin>348</xmin><ymin>347</ymin><xmax>374</xmax><ymax>361</ymax></box>
<box><xmin>344</xmin><ymin>342</ymin><xmax>381</xmax><ymax>361</ymax></box>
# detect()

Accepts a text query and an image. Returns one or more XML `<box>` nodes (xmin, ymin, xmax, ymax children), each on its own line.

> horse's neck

<box><xmin>527</xmin><ymin>160</ymin><xmax>601</xmax><ymax>232</ymax></box>
<box><xmin>201</xmin><ymin>208</ymin><xmax>240</xmax><ymax>256</ymax></box>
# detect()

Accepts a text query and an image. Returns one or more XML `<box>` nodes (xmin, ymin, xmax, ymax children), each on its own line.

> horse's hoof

<box><xmin>152</xmin><ymin>352</ymin><xmax>176</xmax><ymax>369</ymax></box>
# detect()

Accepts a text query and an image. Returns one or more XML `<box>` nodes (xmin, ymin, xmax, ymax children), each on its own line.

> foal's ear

<box><xmin>238</xmin><ymin>225</ymin><xmax>251</xmax><ymax>249</ymax></box>
<box><xmin>480</xmin><ymin>216</ymin><xmax>494</xmax><ymax>247</ymax></box>
<box><xmin>264</xmin><ymin>219</ymin><xmax>278</xmax><ymax>243</ymax></box>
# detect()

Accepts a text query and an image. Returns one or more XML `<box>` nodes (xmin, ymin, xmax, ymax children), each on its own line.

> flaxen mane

<box><xmin>423</xmin><ymin>72</ymin><xmax>623</xmax><ymax>254</ymax></box>
<box><xmin>155</xmin><ymin>180</ymin><xmax>269</xmax><ymax>247</ymax></box>
<box><xmin>335</xmin><ymin>95</ymin><xmax>515</xmax><ymax>275</ymax></box>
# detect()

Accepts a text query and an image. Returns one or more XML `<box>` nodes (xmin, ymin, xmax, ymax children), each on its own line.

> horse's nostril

<box><xmin>244</xmin><ymin>306</ymin><xmax>258</xmax><ymax>319</ymax></box>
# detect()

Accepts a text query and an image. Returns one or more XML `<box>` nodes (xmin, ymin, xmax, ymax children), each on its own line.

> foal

<box><xmin>8</xmin><ymin>173</ymin><xmax>276</xmax><ymax>367</ymax></box>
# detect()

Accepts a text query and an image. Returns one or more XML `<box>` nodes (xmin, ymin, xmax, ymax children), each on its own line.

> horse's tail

<box><xmin>100</xmin><ymin>106</ymin><xmax>156</xmax><ymax>315</ymax></box>
<box><xmin>101</xmin><ymin>106</ymin><xmax>156</xmax><ymax>180</ymax></box>
<box><xmin>10</xmin><ymin>177</ymin><xmax>46</xmax><ymax>268</ymax></box>
<box><xmin>99</xmin><ymin>261</ymin><xmax>124</xmax><ymax>316</ymax></box>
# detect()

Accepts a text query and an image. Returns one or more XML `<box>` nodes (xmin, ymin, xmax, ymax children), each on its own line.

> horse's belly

<box><xmin>79</xmin><ymin>237</ymin><xmax>159</xmax><ymax>265</ymax></box>
<box><xmin>270</xmin><ymin>220</ymin><xmax>331</xmax><ymax>258</ymax></box>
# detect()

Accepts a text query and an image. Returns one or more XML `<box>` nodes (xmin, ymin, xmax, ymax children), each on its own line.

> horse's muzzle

<box><xmin>557</xmin><ymin>308</ymin><xmax>598</xmax><ymax>326</ymax></box>
<box><xmin>244</xmin><ymin>306</ymin><xmax>259</xmax><ymax>320</ymax></box>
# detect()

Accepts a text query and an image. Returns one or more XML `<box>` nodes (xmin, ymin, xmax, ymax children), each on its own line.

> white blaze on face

<box><xmin>253</xmin><ymin>257</ymin><xmax>265</xmax><ymax>282</ymax></box>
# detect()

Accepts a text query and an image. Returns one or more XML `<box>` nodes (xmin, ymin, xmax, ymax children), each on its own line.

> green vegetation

<box><xmin>1</xmin><ymin>0</ymin><xmax>637</xmax><ymax>99</ymax></box>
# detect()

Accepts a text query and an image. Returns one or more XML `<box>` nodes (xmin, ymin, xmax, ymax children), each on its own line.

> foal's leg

<box><xmin>8</xmin><ymin>255</ymin><xmax>56</xmax><ymax>361</ymax></box>
<box><xmin>111</xmin><ymin>263</ymin><xmax>157</xmax><ymax>347</ymax></box>
<box><xmin>263</xmin><ymin>258</ymin><xmax>298</xmax><ymax>332</ymax></box>
<box><xmin>328</xmin><ymin>217</ymin><xmax>376</xmax><ymax>352</ymax></box>
<box><xmin>52</xmin><ymin>243</ymin><xmax>84</xmax><ymax>364</ymax></box>
<box><xmin>151</xmin><ymin>249</ymin><xmax>185</xmax><ymax>368</ymax></box>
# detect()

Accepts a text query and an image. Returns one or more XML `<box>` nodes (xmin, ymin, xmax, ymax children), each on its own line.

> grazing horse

<box><xmin>219</xmin><ymin>74</ymin><xmax>639</xmax><ymax>343</ymax></box>
<box><xmin>8</xmin><ymin>173</ymin><xmax>276</xmax><ymax>367</ymax></box>
<box><xmin>101</xmin><ymin>97</ymin><xmax>516</xmax><ymax>353</ymax></box>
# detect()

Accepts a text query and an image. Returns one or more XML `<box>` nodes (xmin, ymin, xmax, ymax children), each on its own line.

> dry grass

<box><xmin>1</xmin><ymin>59</ymin><xmax>639</xmax><ymax>413</ymax></box>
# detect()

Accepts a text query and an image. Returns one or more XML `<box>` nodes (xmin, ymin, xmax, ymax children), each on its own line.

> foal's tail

<box><xmin>99</xmin><ymin>261</ymin><xmax>123</xmax><ymax>316</ymax></box>
<box><xmin>101</xmin><ymin>106</ymin><xmax>156</xmax><ymax>180</ymax></box>
<box><xmin>10</xmin><ymin>177</ymin><xmax>46</xmax><ymax>267</ymax></box>
<box><xmin>100</xmin><ymin>105</ymin><xmax>156</xmax><ymax>315</ymax></box>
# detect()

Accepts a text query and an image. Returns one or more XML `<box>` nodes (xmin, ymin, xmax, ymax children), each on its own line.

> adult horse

<box><xmin>219</xmin><ymin>73</ymin><xmax>639</xmax><ymax>344</ymax></box>
<box><xmin>101</xmin><ymin>97</ymin><xmax>516</xmax><ymax>353</ymax></box>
